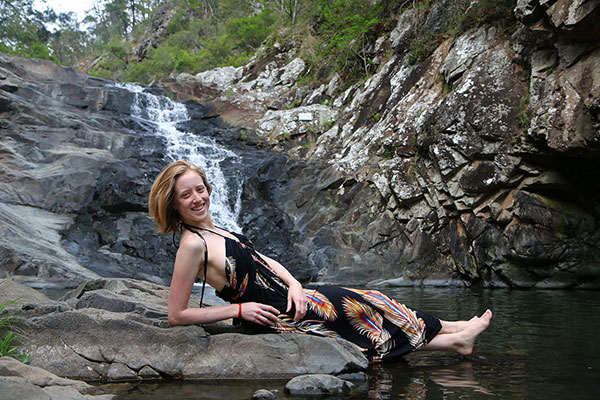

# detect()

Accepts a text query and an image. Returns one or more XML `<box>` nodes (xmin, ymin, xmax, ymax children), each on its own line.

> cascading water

<box><xmin>118</xmin><ymin>83</ymin><xmax>243</xmax><ymax>232</ymax></box>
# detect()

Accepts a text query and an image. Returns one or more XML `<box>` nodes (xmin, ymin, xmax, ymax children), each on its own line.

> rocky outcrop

<box><xmin>0</xmin><ymin>357</ymin><xmax>113</xmax><ymax>400</ymax></box>
<box><xmin>162</xmin><ymin>0</ymin><xmax>600</xmax><ymax>288</ymax></box>
<box><xmin>0</xmin><ymin>54</ymin><xmax>180</xmax><ymax>289</ymax></box>
<box><xmin>3</xmin><ymin>278</ymin><xmax>367</xmax><ymax>382</ymax></box>
<box><xmin>0</xmin><ymin>51</ymin><xmax>315</xmax><ymax>289</ymax></box>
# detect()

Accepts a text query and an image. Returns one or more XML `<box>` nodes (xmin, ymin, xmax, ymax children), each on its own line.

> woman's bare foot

<box><xmin>456</xmin><ymin>309</ymin><xmax>492</xmax><ymax>355</ymax></box>
<box><xmin>439</xmin><ymin>310</ymin><xmax>492</xmax><ymax>334</ymax></box>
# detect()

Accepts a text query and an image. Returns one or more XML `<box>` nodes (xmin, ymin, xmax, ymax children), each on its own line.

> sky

<box><xmin>34</xmin><ymin>0</ymin><xmax>97</xmax><ymax>22</ymax></box>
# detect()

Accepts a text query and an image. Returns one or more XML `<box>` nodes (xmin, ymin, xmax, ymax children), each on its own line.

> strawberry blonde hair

<box><xmin>148</xmin><ymin>160</ymin><xmax>212</xmax><ymax>233</ymax></box>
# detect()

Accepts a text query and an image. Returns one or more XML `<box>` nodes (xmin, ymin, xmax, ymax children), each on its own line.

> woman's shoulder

<box><xmin>178</xmin><ymin>232</ymin><xmax>206</xmax><ymax>254</ymax></box>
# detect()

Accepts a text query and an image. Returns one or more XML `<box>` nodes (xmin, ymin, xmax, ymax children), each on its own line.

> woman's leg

<box><xmin>422</xmin><ymin>309</ymin><xmax>492</xmax><ymax>355</ymax></box>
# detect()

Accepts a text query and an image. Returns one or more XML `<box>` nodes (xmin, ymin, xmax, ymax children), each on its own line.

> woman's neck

<box><xmin>181</xmin><ymin>216</ymin><xmax>215</xmax><ymax>230</ymax></box>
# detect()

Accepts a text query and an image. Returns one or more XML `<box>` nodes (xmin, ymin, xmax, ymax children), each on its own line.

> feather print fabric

<box><xmin>349</xmin><ymin>288</ymin><xmax>427</xmax><ymax>349</ymax></box>
<box><xmin>342</xmin><ymin>296</ymin><xmax>395</xmax><ymax>356</ymax></box>
<box><xmin>306</xmin><ymin>289</ymin><xmax>338</xmax><ymax>321</ymax></box>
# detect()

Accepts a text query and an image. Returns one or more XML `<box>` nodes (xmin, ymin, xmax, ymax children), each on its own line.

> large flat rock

<box><xmin>7</xmin><ymin>278</ymin><xmax>367</xmax><ymax>382</ymax></box>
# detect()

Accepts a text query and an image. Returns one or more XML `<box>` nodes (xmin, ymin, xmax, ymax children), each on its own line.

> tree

<box><xmin>48</xmin><ymin>12</ymin><xmax>91</xmax><ymax>65</ymax></box>
<box><xmin>0</xmin><ymin>0</ymin><xmax>54</xmax><ymax>60</ymax></box>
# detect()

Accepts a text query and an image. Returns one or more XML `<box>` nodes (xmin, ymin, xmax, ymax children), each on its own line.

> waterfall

<box><xmin>117</xmin><ymin>83</ymin><xmax>243</xmax><ymax>232</ymax></box>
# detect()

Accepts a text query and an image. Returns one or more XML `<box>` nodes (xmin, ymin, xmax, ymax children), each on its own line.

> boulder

<box><xmin>8</xmin><ymin>278</ymin><xmax>367</xmax><ymax>382</ymax></box>
<box><xmin>0</xmin><ymin>357</ymin><xmax>113</xmax><ymax>400</ymax></box>
<box><xmin>252</xmin><ymin>389</ymin><xmax>277</xmax><ymax>400</ymax></box>
<box><xmin>0</xmin><ymin>279</ymin><xmax>51</xmax><ymax>304</ymax></box>
<box><xmin>284</xmin><ymin>374</ymin><xmax>354</xmax><ymax>395</ymax></box>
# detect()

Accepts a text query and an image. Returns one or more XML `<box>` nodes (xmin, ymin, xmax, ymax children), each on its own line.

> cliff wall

<box><xmin>162</xmin><ymin>0</ymin><xmax>600</xmax><ymax>288</ymax></box>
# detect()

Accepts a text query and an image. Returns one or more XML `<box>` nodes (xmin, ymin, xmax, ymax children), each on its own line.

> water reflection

<box><xmin>365</xmin><ymin>360</ymin><xmax>493</xmax><ymax>399</ymax></box>
<box><xmin>429</xmin><ymin>362</ymin><xmax>493</xmax><ymax>395</ymax></box>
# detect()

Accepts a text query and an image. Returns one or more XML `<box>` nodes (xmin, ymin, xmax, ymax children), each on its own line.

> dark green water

<box><xmin>97</xmin><ymin>287</ymin><xmax>600</xmax><ymax>399</ymax></box>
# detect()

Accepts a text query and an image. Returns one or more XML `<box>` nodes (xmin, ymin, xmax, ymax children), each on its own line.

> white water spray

<box><xmin>117</xmin><ymin>83</ymin><xmax>243</xmax><ymax>232</ymax></box>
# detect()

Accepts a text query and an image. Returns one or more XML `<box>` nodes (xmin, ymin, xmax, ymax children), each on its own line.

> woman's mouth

<box><xmin>191</xmin><ymin>203</ymin><xmax>205</xmax><ymax>211</ymax></box>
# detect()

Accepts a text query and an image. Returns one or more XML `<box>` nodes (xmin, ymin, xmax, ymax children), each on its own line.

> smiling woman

<box><xmin>147</xmin><ymin>160</ymin><xmax>493</xmax><ymax>362</ymax></box>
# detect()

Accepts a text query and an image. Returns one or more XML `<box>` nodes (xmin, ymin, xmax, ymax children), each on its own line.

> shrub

<box><xmin>0</xmin><ymin>300</ymin><xmax>30</xmax><ymax>363</ymax></box>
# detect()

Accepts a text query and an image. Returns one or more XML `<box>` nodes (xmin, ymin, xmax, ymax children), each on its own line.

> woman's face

<box><xmin>173</xmin><ymin>170</ymin><xmax>211</xmax><ymax>225</ymax></box>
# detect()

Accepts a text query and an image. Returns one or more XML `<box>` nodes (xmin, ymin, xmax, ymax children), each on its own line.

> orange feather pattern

<box><xmin>350</xmin><ymin>289</ymin><xmax>426</xmax><ymax>349</ymax></box>
<box><xmin>305</xmin><ymin>290</ymin><xmax>338</xmax><ymax>321</ymax></box>
<box><xmin>342</xmin><ymin>296</ymin><xmax>394</xmax><ymax>355</ymax></box>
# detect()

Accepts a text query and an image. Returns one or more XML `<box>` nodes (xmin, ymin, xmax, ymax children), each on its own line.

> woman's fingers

<box><xmin>287</xmin><ymin>285</ymin><xmax>308</xmax><ymax>322</ymax></box>
<box><xmin>242</xmin><ymin>303</ymin><xmax>280</xmax><ymax>326</ymax></box>
<box><xmin>294</xmin><ymin>299</ymin><xmax>307</xmax><ymax>322</ymax></box>
<box><xmin>295</xmin><ymin>295</ymin><xmax>308</xmax><ymax>321</ymax></box>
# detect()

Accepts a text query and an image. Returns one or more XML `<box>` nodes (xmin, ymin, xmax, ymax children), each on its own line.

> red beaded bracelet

<box><xmin>238</xmin><ymin>303</ymin><xmax>242</xmax><ymax>319</ymax></box>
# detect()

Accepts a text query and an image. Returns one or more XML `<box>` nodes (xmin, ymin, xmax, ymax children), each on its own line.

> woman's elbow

<box><xmin>168</xmin><ymin>313</ymin><xmax>184</xmax><ymax>327</ymax></box>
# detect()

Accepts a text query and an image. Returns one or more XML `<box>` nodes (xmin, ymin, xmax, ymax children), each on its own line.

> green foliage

<box><xmin>517</xmin><ymin>90</ymin><xmax>531</xmax><ymax>133</ymax></box>
<box><xmin>407</xmin><ymin>31</ymin><xmax>439</xmax><ymax>64</ymax></box>
<box><xmin>226</xmin><ymin>9</ymin><xmax>279</xmax><ymax>52</ymax></box>
<box><xmin>127</xmin><ymin>45</ymin><xmax>198</xmax><ymax>82</ymax></box>
<box><xmin>1</xmin><ymin>0</ymin><xmax>519</xmax><ymax>87</ymax></box>
<box><xmin>308</xmin><ymin>0</ymin><xmax>384</xmax><ymax>81</ymax></box>
<box><xmin>381</xmin><ymin>145</ymin><xmax>397</xmax><ymax>160</ymax></box>
<box><xmin>117</xmin><ymin>1</ymin><xmax>281</xmax><ymax>83</ymax></box>
<box><xmin>90</xmin><ymin>37</ymin><xmax>132</xmax><ymax>80</ymax></box>
<box><xmin>0</xmin><ymin>0</ymin><xmax>55</xmax><ymax>61</ymax></box>
<box><xmin>0</xmin><ymin>299</ymin><xmax>30</xmax><ymax>363</ymax></box>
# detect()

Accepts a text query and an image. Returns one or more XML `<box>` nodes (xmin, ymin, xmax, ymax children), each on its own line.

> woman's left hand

<box><xmin>287</xmin><ymin>281</ymin><xmax>307</xmax><ymax>322</ymax></box>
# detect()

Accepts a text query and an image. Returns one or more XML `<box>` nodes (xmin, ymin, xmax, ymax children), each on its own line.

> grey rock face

<box><xmin>0</xmin><ymin>54</ymin><xmax>175</xmax><ymax>289</ymax></box>
<box><xmin>1</xmin><ymin>1</ymin><xmax>599</xmax><ymax>294</ymax></box>
<box><xmin>0</xmin><ymin>51</ymin><xmax>315</xmax><ymax>289</ymax></box>
<box><xmin>159</xmin><ymin>1</ymin><xmax>600</xmax><ymax>288</ymax></box>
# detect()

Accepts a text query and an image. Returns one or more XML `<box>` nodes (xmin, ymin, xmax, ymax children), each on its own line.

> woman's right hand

<box><xmin>239</xmin><ymin>302</ymin><xmax>280</xmax><ymax>326</ymax></box>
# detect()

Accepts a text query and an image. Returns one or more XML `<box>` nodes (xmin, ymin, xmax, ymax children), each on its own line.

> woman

<box><xmin>148</xmin><ymin>160</ymin><xmax>492</xmax><ymax>362</ymax></box>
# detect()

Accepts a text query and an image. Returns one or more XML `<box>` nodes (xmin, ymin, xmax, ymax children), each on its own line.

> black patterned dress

<box><xmin>189</xmin><ymin>226</ymin><xmax>442</xmax><ymax>362</ymax></box>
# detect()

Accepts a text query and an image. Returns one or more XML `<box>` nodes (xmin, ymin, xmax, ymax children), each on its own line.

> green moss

<box><xmin>381</xmin><ymin>144</ymin><xmax>398</xmax><ymax>159</ymax></box>
<box><xmin>517</xmin><ymin>90</ymin><xmax>531</xmax><ymax>133</ymax></box>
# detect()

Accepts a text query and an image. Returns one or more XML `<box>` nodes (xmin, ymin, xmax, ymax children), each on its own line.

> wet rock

<box><xmin>0</xmin><ymin>53</ymin><xmax>172</xmax><ymax>289</ymax></box>
<box><xmin>284</xmin><ymin>374</ymin><xmax>354</xmax><ymax>395</ymax></box>
<box><xmin>252</xmin><ymin>389</ymin><xmax>276</xmax><ymax>399</ymax></box>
